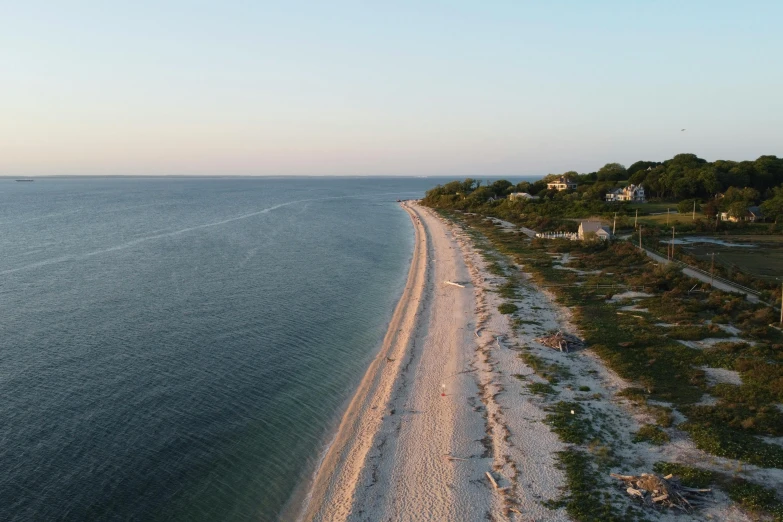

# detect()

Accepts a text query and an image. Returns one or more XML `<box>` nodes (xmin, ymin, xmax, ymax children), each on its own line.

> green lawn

<box><xmin>625</xmin><ymin>202</ymin><xmax>677</xmax><ymax>214</ymax></box>
<box><xmin>639</xmin><ymin>212</ymin><xmax>704</xmax><ymax>225</ymax></box>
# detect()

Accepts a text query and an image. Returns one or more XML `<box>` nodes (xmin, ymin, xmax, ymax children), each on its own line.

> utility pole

<box><xmin>613</xmin><ymin>212</ymin><xmax>617</xmax><ymax>236</ymax></box>
<box><xmin>635</xmin><ymin>209</ymin><xmax>638</xmax><ymax>228</ymax></box>
<box><xmin>639</xmin><ymin>225</ymin><xmax>643</xmax><ymax>250</ymax></box>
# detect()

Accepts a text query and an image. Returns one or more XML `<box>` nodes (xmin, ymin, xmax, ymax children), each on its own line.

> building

<box><xmin>577</xmin><ymin>221</ymin><xmax>612</xmax><ymax>240</ymax></box>
<box><xmin>606</xmin><ymin>184</ymin><xmax>646</xmax><ymax>202</ymax></box>
<box><xmin>508</xmin><ymin>192</ymin><xmax>539</xmax><ymax>201</ymax></box>
<box><xmin>720</xmin><ymin>206</ymin><xmax>765</xmax><ymax>223</ymax></box>
<box><xmin>546</xmin><ymin>177</ymin><xmax>577</xmax><ymax>191</ymax></box>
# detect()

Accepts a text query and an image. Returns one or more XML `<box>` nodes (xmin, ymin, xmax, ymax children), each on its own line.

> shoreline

<box><xmin>294</xmin><ymin>201</ymin><xmax>429</xmax><ymax>521</ymax></box>
<box><xmin>294</xmin><ymin>202</ymin><xmax>571</xmax><ymax>521</ymax></box>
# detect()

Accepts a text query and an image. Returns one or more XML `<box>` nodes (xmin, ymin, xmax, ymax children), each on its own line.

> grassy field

<box><xmin>625</xmin><ymin>202</ymin><xmax>678</xmax><ymax>214</ymax></box>
<box><xmin>638</xmin><ymin>212</ymin><xmax>703</xmax><ymax>225</ymax></box>
<box><xmin>682</xmin><ymin>238</ymin><xmax>783</xmax><ymax>281</ymax></box>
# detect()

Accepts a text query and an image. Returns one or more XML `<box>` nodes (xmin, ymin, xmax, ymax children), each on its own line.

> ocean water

<box><xmin>0</xmin><ymin>177</ymin><xmax>437</xmax><ymax>521</ymax></box>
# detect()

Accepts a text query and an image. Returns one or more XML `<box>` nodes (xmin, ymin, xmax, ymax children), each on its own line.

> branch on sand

<box><xmin>611</xmin><ymin>473</ymin><xmax>711</xmax><ymax>512</ymax></box>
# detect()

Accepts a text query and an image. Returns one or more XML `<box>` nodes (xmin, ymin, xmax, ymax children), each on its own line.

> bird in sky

<box><xmin>681</xmin><ymin>129</ymin><xmax>686</xmax><ymax>131</ymax></box>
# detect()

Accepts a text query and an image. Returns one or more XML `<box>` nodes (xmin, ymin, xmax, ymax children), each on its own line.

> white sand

<box><xmin>700</xmin><ymin>366</ymin><xmax>743</xmax><ymax>386</ymax></box>
<box><xmin>300</xmin><ymin>202</ymin><xmax>496</xmax><ymax>521</ymax></box>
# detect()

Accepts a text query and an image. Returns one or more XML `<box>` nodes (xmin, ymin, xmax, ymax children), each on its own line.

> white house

<box><xmin>547</xmin><ymin>177</ymin><xmax>577</xmax><ymax>191</ymax></box>
<box><xmin>508</xmin><ymin>192</ymin><xmax>539</xmax><ymax>201</ymax></box>
<box><xmin>606</xmin><ymin>184</ymin><xmax>646</xmax><ymax>202</ymax></box>
<box><xmin>578</xmin><ymin>221</ymin><xmax>612</xmax><ymax>240</ymax></box>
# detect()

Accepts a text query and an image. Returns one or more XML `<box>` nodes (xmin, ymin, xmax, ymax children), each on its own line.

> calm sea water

<box><xmin>0</xmin><ymin>177</ymin><xmax>441</xmax><ymax>521</ymax></box>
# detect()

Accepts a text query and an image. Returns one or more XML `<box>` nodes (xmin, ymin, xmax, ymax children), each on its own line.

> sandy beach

<box><xmin>298</xmin><ymin>201</ymin><xmax>567</xmax><ymax>521</ymax></box>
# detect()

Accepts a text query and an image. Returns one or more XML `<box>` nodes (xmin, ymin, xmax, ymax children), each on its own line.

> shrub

<box><xmin>726</xmin><ymin>480</ymin><xmax>783</xmax><ymax>520</ymax></box>
<box><xmin>498</xmin><ymin>303</ymin><xmax>519</xmax><ymax>314</ymax></box>
<box><xmin>528</xmin><ymin>381</ymin><xmax>557</xmax><ymax>395</ymax></box>
<box><xmin>652</xmin><ymin>462</ymin><xmax>714</xmax><ymax>488</ymax></box>
<box><xmin>632</xmin><ymin>424</ymin><xmax>670</xmax><ymax>445</ymax></box>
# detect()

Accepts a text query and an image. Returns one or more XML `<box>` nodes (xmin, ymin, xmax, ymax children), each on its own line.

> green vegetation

<box><xmin>497</xmin><ymin>302</ymin><xmax>518</xmax><ymax>314</ymax></box>
<box><xmin>518</xmin><ymin>351</ymin><xmax>570</xmax><ymax>384</ymax></box>
<box><xmin>546</xmin><ymin>449</ymin><xmax>625</xmax><ymax>521</ymax></box>
<box><xmin>725</xmin><ymin>481</ymin><xmax>783</xmax><ymax>520</ymax></box>
<box><xmin>545</xmin><ymin>402</ymin><xmax>591</xmax><ymax>444</ymax></box>
<box><xmin>632</xmin><ymin>424</ymin><xmax>670</xmax><ymax>445</ymax></box>
<box><xmin>678</xmin><ymin>421</ymin><xmax>783</xmax><ymax>468</ymax></box>
<box><xmin>497</xmin><ymin>279</ymin><xmax>518</xmax><ymax>299</ymax></box>
<box><xmin>652</xmin><ymin>462</ymin><xmax>783</xmax><ymax>520</ymax></box>
<box><xmin>651</xmin><ymin>462</ymin><xmax>715</xmax><ymax>488</ymax></box>
<box><xmin>527</xmin><ymin>381</ymin><xmax>558</xmax><ymax>395</ymax></box>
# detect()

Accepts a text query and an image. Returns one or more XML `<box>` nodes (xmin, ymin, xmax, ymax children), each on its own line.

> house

<box><xmin>606</xmin><ymin>184</ymin><xmax>646</xmax><ymax>202</ymax></box>
<box><xmin>720</xmin><ymin>206</ymin><xmax>765</xmax><ymax>223</ymax></box>
<box><xmin>508</xmin><ymin>192</ymin><xmax>539</xmax><ymax>201</ymax></box>
<box><xmin>546</xmin><ymin>177</ymin><xmax>577</xmax><ymax>191</ymax></box>
<box><xmin>578</xmin><ymin>221</ymin><xmax>612</xmax><ymax>241</ymax></box>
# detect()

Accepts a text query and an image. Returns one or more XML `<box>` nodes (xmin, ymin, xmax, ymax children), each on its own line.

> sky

<box><xmin>2</xmin><ymin>1</ymin><xmax>782</xmax><ymax>177</ymax></box>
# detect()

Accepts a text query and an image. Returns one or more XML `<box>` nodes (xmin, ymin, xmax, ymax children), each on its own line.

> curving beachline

<box><xmin>296</xmin><ymin>201</ymin><xmax>429</xmax><ymax>521</ymax></box>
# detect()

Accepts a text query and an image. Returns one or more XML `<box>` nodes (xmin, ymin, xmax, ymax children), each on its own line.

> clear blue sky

<box><xmin>2</xmin><ymin>1</ymin><xmax>782</xmax><ymax>176</ymax></box>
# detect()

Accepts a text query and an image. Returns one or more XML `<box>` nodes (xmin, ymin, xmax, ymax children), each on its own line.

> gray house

<box><xmin>578</xmin><ymin>221</ymin><xmax>612</xmax><ymax>240</ymax></box>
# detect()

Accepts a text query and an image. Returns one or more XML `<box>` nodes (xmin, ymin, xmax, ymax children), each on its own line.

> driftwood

<box><xmin>444</xmin><ymin>280</ymin><xmax>466</xmax><ymax>288</ymax></box>
<box><xmin>485</xmin><ymin>471</ymin><xmax>499</xmax><ymax>489</ymax></box>
<box><xmin>534</xmin><ymin>330</ymin><xmax>584</xmax><ymax>353</ymax></box>
<box><xmin>611</xmin><ymin>473</ymin><xmax>711</xmax><ymax>512</ymax></box>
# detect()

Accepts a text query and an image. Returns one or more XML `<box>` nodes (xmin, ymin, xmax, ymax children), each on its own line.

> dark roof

<box><xmin>579</xmin><ymin>221</ymin><xmax>610</xmax><ymax>234</ymax></box>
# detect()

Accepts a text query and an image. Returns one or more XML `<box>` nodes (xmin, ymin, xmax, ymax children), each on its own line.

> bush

<box><xmin>546</xmin><ymin>449</ymin><xmax>624</xmax><ymax>521</ymax></box>
<box><xmin>726</xmin><ymin>480</ymin><xmax>783</xmax><ymax>520</ymax></box>
<box><xmin>652</xmin><ymin>462</ymin><xmax>714</xmax><ymax>488</ymax></box>
<box><xmin>498</xmin><ymin>303</ymin><xmax>519</xmax><ymax>314</ymax></box>
<box><xmin>632</xmin><ymin>424</ymin><xmax>670</xmax><ymax>445</ymax></box>
<box><xmin>680</xmin><ymin>421</ymin><xmax>783</xmax><ymax>468</ymax></box>
<box><xmin>528</xmin><ymin>381</ymin><xmax>557</xmax><ymax>395</ymax></box>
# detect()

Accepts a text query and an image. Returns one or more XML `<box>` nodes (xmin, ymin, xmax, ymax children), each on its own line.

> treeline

<box><xmin>422</xmin><ymin>153</ymin><xmax>783</xmax><ymax>224</ymax></box>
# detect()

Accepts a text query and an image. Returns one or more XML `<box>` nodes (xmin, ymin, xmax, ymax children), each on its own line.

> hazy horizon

<box><xmin>4</xmin><ymin>1</ymin><xmax>782</xmax><ymax>177</ymax></box>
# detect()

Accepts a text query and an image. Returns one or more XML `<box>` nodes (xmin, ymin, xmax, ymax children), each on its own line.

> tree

<box><xmin>761</xmin><ymin>185</ymin><xmax>783</xmax><ymax>223</ymax></box>
<box><xmin>703</xmin><ymin>199</ymin><xmax>719</xmax><ymax>220</ymax></box>
<box><xmin>627</xmin><ymin>161</ymin><xmax>660</xmax><ymax>177</ymax></box>
<box><xmin>727</xmin><ymin>201</ymin><xmax>749</xmax><ymax>220</ymax></box>
<box><xmin>490</xmin><ymin>179</ymin><xmax>513</xmax><ymax>196</ymax></box>
<box><xmin>722</xmin><ymin>187</ymin><xmax>759</xmax><ymax>208</ymax></box>
<box><xmin>597</xmin><ymin>163</ymin><xmax>627</xmax><ymax>182</ymax></box>
<box><xmin>677</xmin><ymin>199</ymin><xmax>701</xmax><ymax>214</ymax></box>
